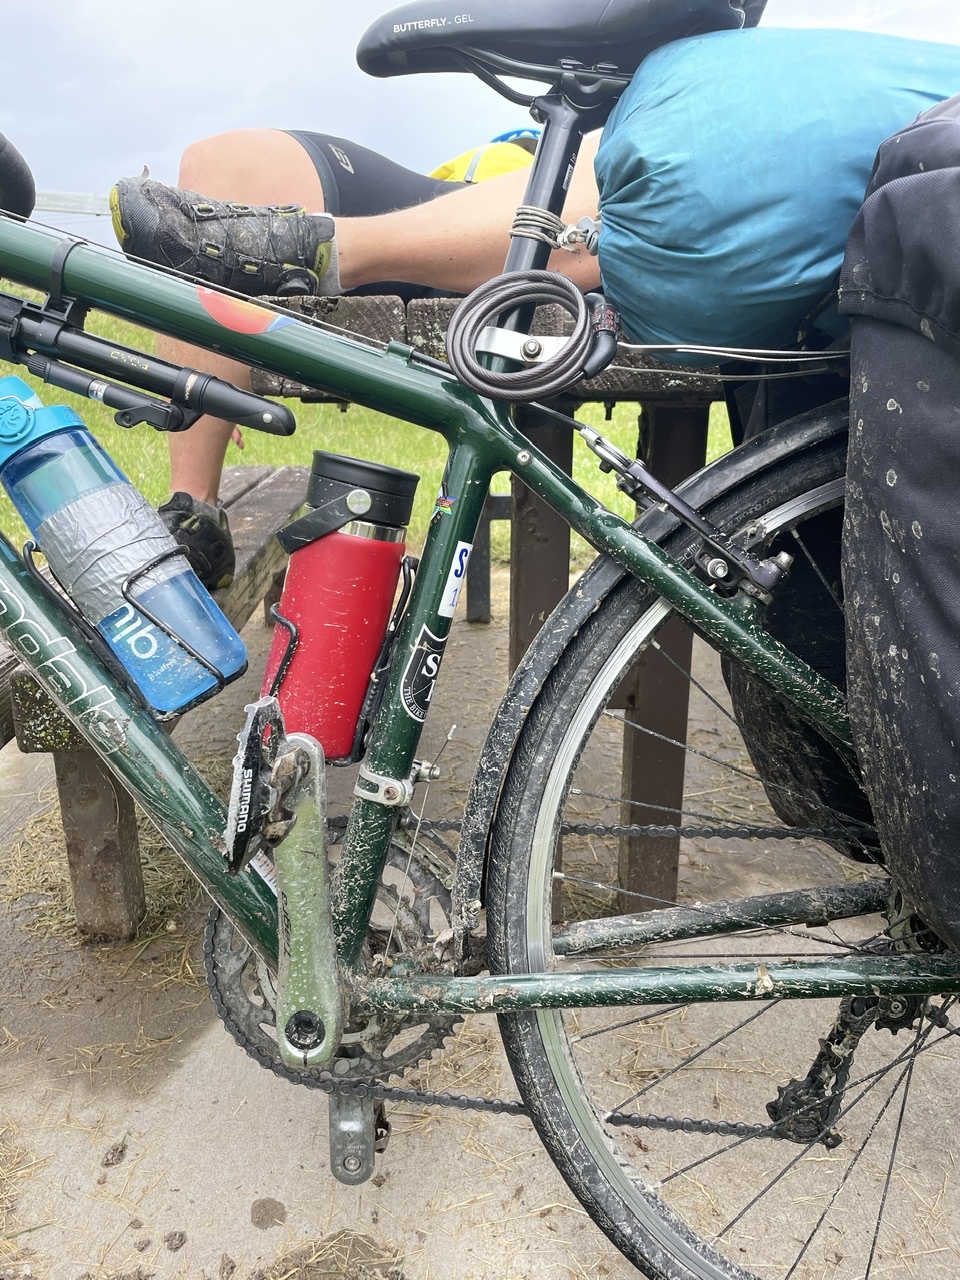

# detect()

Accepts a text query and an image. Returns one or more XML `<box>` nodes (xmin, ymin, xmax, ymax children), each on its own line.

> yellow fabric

<box><xmin>429</xmin><ymin>140</ymin><xmax>534</xmax><ymax>184</ymax></box>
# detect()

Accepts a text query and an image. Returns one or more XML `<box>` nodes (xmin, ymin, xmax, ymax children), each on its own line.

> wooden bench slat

<box><xmin>215</xmin><ymin>465</ymin><xmax>307</xmax><ymax>633</ymax></box>
<box><xmin>218</xmin><ymin>464</ymin><xmax>273</xmax><ymax>506</ymax></box>
<box><xmin>250</xmin><ymin>295</ymin><xmax>722</xmax><ymax>404</ymax></box>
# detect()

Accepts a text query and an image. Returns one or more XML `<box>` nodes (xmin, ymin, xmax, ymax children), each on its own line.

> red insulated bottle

<box><xmin>261</xmin><ymin>451</ymin><xmax>419</xmax><ymax>761</ymax></box>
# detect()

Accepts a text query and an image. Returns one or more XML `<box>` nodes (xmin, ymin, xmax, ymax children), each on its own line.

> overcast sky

<box><xmin>5</xmin><ymin>1</ymin><xmax>960</xmax><ymax>243</ymax></box>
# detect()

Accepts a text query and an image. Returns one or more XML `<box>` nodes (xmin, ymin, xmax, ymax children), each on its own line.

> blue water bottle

<box><xmin>0</xmin><ymin>376</ymin><xmax>246</xmax><ymax>715</ymax></box>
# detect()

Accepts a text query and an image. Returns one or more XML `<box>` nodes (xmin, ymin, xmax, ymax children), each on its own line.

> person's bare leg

<box><xmin>338</xmin><ymin>134</ymin><xmax>602</xmax><ymax>294</ymax></box>
<box><xmin>160</xmin><ymin>129</ymin><xmax>329</xmax><ymax>504</ymax></box>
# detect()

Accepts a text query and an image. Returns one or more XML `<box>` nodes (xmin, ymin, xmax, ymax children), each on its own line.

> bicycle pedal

<box><xmin>225</xmin><ymin>695</ymin><xmax>285</xmax><ymax>874</ymax></box>
<box><xmin>328</xmin><ymin>1091</ymin><xmax>386</xmax><ymax>1185</ymax></box>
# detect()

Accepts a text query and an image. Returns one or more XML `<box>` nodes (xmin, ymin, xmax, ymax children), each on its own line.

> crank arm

<box><xmin>272</xmin><ymin>732</ymin><xmax>345</xmax><ymax>1069</ymax></box>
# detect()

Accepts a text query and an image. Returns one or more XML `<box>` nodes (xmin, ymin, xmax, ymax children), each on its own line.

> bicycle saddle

<box><xmin>358</xmin><ymin>0</ymin><xmax>767</xmax><ymax>81</ymax></box>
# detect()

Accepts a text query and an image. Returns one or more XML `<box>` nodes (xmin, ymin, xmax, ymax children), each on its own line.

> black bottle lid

<box><xmin>278</xmin><ymin>451</ymin><xmax>420</xmax><ymax>552</ymax></box>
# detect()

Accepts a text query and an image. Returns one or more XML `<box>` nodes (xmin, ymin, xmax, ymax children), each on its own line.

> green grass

<box><xmin>0</xmin><ymin>299</ymin><xmax>732</xmax><ymax>568</ymax></box>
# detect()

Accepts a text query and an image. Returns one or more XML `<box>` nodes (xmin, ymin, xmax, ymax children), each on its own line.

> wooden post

<box><xmin>618</xmin><ymin>404</ymin><xmax>710</xmax><ymax>911</ymax></box>
<box><xmin>52</xmin><ymin>749</ymin><xmax>145</xmax><ymax>940</ymax></box>
<box><xmin>509</xmin><ymin>405</ymin><xmax>574</xmax><ymax>672</ymax></box>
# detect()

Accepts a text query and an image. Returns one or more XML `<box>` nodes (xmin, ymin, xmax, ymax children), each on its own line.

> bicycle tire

<box><xmin>487</xmin><ymin>425</ymin><xmax>959</xmax><ymax>1279</ymax></box>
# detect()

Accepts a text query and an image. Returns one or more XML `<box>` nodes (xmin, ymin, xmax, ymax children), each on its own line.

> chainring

<box><xmin>205</xmin><ymin>830</ymin><xmax>462</xmax><ymax>1085</ymax></box>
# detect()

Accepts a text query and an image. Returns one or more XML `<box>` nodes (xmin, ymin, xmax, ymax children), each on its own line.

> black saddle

<box><xmin>358</xmin><ymin>0</ymin><xmax>767</xmax><ymax>82</ymax></box>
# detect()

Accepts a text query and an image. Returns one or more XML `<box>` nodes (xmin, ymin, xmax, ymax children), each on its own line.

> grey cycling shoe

<box><xmin>159</xmin><ymin>492</ymin><xmax>235</xmax><ymax>591</ymax></box>
<box><xmin>110</xmin><ymin>175</ymin><xmax>340</xmax><ymax>297</ymax></box>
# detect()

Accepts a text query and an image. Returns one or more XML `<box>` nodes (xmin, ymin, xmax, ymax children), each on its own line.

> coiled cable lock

<box><xmin>445</xmin><ymin>270</ymin><xmax>619</xmax><ymax>401</ymax></box>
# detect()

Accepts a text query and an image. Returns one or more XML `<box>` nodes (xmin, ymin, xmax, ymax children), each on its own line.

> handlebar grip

<box><xmin>173</xmin><ymin>368</ymin><xmax>297</xmax><ymax>436</ymax></box>
<box><xmin>0</xmin><ymin>134</ymin><xmax>36</xmax><ymax>220</ymax></box>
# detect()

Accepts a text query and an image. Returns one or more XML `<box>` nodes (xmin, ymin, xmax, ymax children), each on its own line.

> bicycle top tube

<box><xmin>0</xmin><ymin>217</ymin><xmax>505</xmax><ymax>447</ymax></box>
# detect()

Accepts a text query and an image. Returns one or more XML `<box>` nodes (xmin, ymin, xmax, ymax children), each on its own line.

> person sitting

<box><xmin>111</xmin><ymin>127</ymin><xmax>602</xmax><ymax>589</ymax></box>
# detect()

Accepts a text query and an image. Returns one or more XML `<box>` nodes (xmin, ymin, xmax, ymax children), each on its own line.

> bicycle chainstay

<box><xmin>202</xmin><ymin>903</ymin><xmax>925</xmax><ymax>1142</ymax></box>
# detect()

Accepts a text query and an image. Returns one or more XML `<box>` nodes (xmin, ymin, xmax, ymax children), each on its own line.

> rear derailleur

<box><xmin>767</xmin><ymin>891</ymin><xmax>948</xmax><ymax>1147</ymax></box>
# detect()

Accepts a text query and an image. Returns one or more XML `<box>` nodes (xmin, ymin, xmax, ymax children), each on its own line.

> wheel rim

<box><xmin>509</xmin><ymin>473</ymin><xmax>959</xmax><ymax>1279</ymax></box>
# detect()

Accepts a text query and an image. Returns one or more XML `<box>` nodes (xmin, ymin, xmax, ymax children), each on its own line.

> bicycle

<box><xmin>1</xmin><ymin>6</ymin><xmax>959</xmax><ymax>1279</ymax></box>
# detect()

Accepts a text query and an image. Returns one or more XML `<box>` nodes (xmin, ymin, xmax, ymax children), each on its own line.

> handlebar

<box><xmin>0</xmin><ymin>134</ymin><xmax>36</xmax><ymax>220</ymax></box>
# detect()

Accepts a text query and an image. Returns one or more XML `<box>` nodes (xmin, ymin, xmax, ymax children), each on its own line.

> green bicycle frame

<box><xmin>2</xmin><ymin>218</ymin><xmax>956</xmax><ymax>1008</ymax></box>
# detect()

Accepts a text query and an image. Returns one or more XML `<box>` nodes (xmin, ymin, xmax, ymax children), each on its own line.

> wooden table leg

<box><xmin>618</xmin><ymin>404</ymin><xmax>710</xmax><ymax>911</ymax></box>
<box><xmin>509</xmin><ymin>406</ymin><xmax>574</xmax><ymax>672</ymax></box>
<box><xmin>52</xmin><ymin>748</ymin><xmax>145</xmax><ymax>941</ymax></box>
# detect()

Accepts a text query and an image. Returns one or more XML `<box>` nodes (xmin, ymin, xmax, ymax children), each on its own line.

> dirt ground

<box><xmin>3</xmin><ymin>570</ymin><xmax>955</xmax><ymax>1280</ymax></box>
<box><xmin>0</xmin><ymin>576</ymin><xmax>640</xmax><ymax>1280</ymax></box>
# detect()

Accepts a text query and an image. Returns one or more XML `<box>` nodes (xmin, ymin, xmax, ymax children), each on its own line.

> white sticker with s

<box><xmin>438</xmin><ymin>541</ymin><xmax>472</xmax><ymax>618</ymax></box>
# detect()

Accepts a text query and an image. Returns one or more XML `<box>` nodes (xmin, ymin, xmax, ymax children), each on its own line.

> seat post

<box><xmin>500</xmin><ymin>68</ymin><xmax>624</xmax><ymax>282</ymax></box>
<box><xmin>501</xmin><ymin>94</ymin><xmax>588</xmax><ymax>277</ymax></box>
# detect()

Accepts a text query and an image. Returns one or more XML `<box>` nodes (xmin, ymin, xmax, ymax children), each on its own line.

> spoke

<box><xmin>647</xmin><ymin>633</ymin><xmax>741</xmax><ymax>727</ymax></box>
<box><xmin>592</xmin><ymin>707</ymin><xmax>879</xmax><ymax>862</ymax></box>
<box><xmin>571</xmin><ymin>1004</ymin><xmax>686</xmax><ymax>1044</ymax></box>
<box><xmin>778</xmin><ymin>1055</ymin><xmax>914</xmax><ymax>1277</ymax></box>
<box><xmin>714</xmin><ymin>1037</ymin><xmax>926</xmax><ymax>1248</ymax></box>
<box><xmin>606</xmin><ymin>1000</ymin><xmax>783</xmax><ymax>1115</ymax></box>
<box><xmin>565</xmin><ymin>789</ymin><xmax>867</xmax><ymax>842</ymax></box>
<box><xmin>789</xmin><ymin>525</ymin><xmax>844</xmax><ymax>614</ymax></box>
<box><xmin>661</xmin><ymin>1002</ymin><xmax>952</xmax><ymax>1199</ymax></box>
<box><xmin>600</xmin><ymin>706</ymin><xmax>777</xmax><ymax>791</ymax></box>
<box><xmin>865</xmin><ymin>1035</ymin><xmax>922</xmax><ymax>1278</ymax></box>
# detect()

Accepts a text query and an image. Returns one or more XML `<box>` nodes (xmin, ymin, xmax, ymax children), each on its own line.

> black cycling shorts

<box><xmin>286</xmin><ymin>131</ymin><xmax>463</xmax><ymax>217</ymax></box>
<box><xmin>285</xmin><ymin>131</ymin><xmax>465</xmax><ymax>300</ymax></box>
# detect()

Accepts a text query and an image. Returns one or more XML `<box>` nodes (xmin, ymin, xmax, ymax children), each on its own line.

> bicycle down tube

<box><xmin>0</xmin><ymin>215</ymin><xmax>898</xmax><ymax>1013</ymax></box>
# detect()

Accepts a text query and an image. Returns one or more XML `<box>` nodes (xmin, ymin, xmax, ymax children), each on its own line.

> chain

<box><xmin>607</xmin><ymin>1111</ymin><xmax>774</xmax><ymax>1139</ymax></box>
<box><xmin>396</xmin><ymin>813</ymin><xmax>864</xmax><ymax>844</ymax></box>
<box><xmin>203</xmin><ymin>914</ymin><xmax>832</xmax><ymax>1140</ymax></box>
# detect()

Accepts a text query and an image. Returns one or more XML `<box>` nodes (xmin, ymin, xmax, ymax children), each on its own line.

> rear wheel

<box><xmin>488</xmin><ymin>428</ymin><xmax>959</xmax><ymax>1278</ymax></box>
